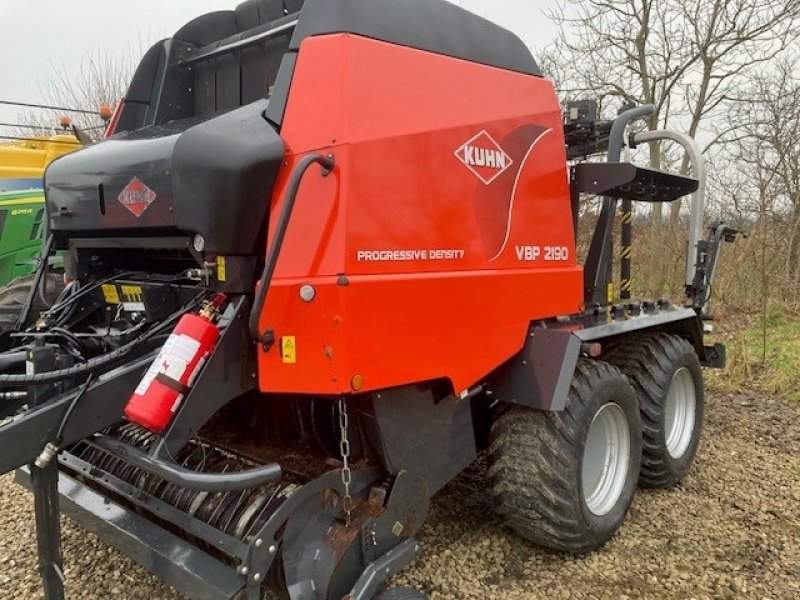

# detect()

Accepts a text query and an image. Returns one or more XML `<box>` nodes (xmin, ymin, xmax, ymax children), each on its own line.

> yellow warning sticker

<box><xmin>607</xmin><ymin>283</ymin><xmax>615</xmax><ymax>304</ymax></box>
<box><xmin>120</xmin><ymin>285</ymin><xmax>143</xmax><ymax>302</ymax></box>
<box><xmin>391</xmin><ymin>521</ymin><xmax>404</xmax><ymax>537</ymax></box>
<box><xmin>280</xmin><ymin>336</ymin><xmax>297</xmax><ymax>364</ymax></box>
<box><xmin>102</xmin><ymin>284</ymin><xmax>120</xmax><ymax>304</ymax></box>
<box><xmin>217</xmin><ymin>256</ymin><xmax>227</xmax><ymax>282</ymax></box>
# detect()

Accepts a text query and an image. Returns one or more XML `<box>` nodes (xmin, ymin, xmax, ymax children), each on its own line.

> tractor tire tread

<box><xmin>603</xmin><ymin>332</ymin><xmax>703</xmax><ymax>487</ymax></box>
<box><xmin>488</xmin><ymin>359</ymin><xmax>640</xmax><ymax>553</ymax></box>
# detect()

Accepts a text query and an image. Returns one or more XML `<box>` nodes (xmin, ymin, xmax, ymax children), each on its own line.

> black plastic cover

<box><xmin>46</xmin><ymin>131</ymin><xmax>180</xmax><ymax>234</ymax></box>
<box><xmin>115</xmin><ymin>2</ymin><xmax>297</xmax><ymax>132</ymax></box>
<box><xmin>118</xmin><ymin>0</ymin><xmax>540</xmax><ymax>131</ymax></box>
<box><xmin>115</xmin><ymin>41</ymin><xmax>169</xmax><ymax>132</ymax></box>
<box><xmin>46</xmin><ymin>100</ymin><xmax>284</xmax><ymax>255</ymax></box>
<box><xmin>266</xmin><ymin>0</ymin><xmax>540</xmax><ymax>125</ymax></box>
<box><xmin>290</xmin><ymin>0</ymin><xmax>541</xmax><ymax>76</ymax></box>
<box><xmin>172</xmin><ymin>101</ymin><xmax>284</xmax><ymax>254</ymax></box>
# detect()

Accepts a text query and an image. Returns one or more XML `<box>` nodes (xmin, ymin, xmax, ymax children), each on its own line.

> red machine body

<box><xmin>125</xmin><ymin>312</ymin><xmax>220</xmax><ymax>431</ymax></box>
<box><xmin>257</xmin><ymin>34</ymin><xmax>583</xmax><ymax>396</ymax></box>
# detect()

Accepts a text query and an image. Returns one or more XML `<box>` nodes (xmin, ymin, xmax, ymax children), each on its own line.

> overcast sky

<box><xmin>0</xmin><ymin>0</ymin><xmax>560</xmax><ymax>130</ymax></box>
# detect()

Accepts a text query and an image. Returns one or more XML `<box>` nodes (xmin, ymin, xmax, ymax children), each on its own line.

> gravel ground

<box><xmin>1</xmin><ymin>391</ymin><xmax>798</xmax><ymax>599</ymax></box>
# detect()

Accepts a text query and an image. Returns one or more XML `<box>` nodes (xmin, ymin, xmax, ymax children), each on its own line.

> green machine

<box><xmin>0</xmin><ymin>189</ymin><xmax>51</xmax><ymax>284</ymax></box>
<box><xmin>0</xmin><ymin>189</ymin><xmax>65</xmax><ymax>340</ymax></box>
<box><xmin>0</xmin><ymin>134</ymin><xmax>81</xmax><ymax>339</ymax></box>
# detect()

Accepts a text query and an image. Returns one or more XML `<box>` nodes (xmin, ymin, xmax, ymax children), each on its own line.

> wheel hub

<box><xmin>664</xmin><ymin>367</ymin><xmax>696</xmax><ymax>459</ymax></box>
<box><xmin>582</xmin><ymin>402</ymin><xmax>631</xmax><ymax>516</ymax></box>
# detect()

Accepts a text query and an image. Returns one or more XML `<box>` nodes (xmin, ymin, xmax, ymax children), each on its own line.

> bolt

<box><xmin>238</xmin><ymin>566</ymin><xmax>249</xmax><ymax>576</ymax></box>
<box><xmin>253</xmin><ymin>573</ymin><xmax>262</xmax><ymax>583</ymax></box>
<box><xmin>269</xmin><ymin>544</ymin><xmax>277</xmax><ymax>556</ymax></box>
<box><xmin>300</xmin><ymin>284</ymin><xmax>316</xmax><ymax>302</ymax></box>
<box><xmin>255</xmin><ymin>539</ymin><xmax>263</xmax><ymax>548</ymax></box>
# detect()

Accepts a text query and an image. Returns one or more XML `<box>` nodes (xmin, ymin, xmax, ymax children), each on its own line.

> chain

<box><xmin>338</xmin><ymin>397</ymin><xmax>353</xmax><ymax>526</ymax></box>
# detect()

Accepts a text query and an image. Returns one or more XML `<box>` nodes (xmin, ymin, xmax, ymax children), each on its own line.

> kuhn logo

<box><xmin>118</xmin><ymin>177</ymin><xmax>156</xmax><ymax>217</ymax></box>
<box><xmin>455</xmin><ymin>131</ymin><xmax>514</xmax><ymax>185</ymax></box>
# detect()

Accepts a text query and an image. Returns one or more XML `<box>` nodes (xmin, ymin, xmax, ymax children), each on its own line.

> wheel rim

<box><xmin>664</xmin><ymin>367</ymin><xmax>696</xmax><ymax>459</ymax></box>
<box><xmin>582</xmin><ymin>403</ymin><xmax>631</xmax><ymax>516</ymax></box>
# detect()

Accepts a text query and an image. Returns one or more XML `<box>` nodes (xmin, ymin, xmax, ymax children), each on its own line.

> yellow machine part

<box><xmin>0</xmin><ymin>134</ymin><xmax>81</xmax><ymax>180</ymax></box>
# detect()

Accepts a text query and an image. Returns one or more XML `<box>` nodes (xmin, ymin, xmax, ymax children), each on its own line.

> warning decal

<box><xmin>134</xmin><ymin>333</ymin><xmax>201</xmax><ymax>396</ymax></box>
<box><xmin>280</xmin><ymin>336</ymin><xmax>297</xmax><ymax>364</ymax></box>
<box><xmin>102</xmin><ymin>284</ymin><xmax>120</xmax><ymax>304</ymax></box>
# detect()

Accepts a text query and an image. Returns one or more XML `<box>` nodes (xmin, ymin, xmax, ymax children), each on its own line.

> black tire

<box><xmin>376</xmin><ymin>587</ymin><xmax>426</xmax><ymax>600</ymax></box>
<box><xmin>603</xmin><ymin>333</ymin><xmax>705</xmax><ymax>488</ymax></box>
<box><xmin>488</xmin><ymin>360</ymin><xmax>642</xmax><ymax>553</ymax></box>
<box><xmin>0</xmin><ymin>273</ymin><xmax>65</xmax><ymax>339</ymax></box>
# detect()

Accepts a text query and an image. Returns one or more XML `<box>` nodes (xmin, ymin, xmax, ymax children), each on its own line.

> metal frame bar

<box><xmin>633</xmin><ymin>130</ymin><xmax>706</xmax><ymax>289</ymax></box>
<box><xmin>0</xmin><ymin>353</ymin><xmax>153</xmax><ymax>474</ymax></box>
<box><xmin>157</xmin><ymin>296</ymin><xmax>255</xmax><ymax>455</ymax></box>
<box><xmin>17</xmin><ymin>463</ymin><xmax>383</xmax><ymax>600</ymax></box>
<box><xmin>347</xmin><ymin>539</ymin><xmax>423</xmax><ymax>600</ymax></box>
<box><xmin>90</xmin><ymin>434</ymin><xmax>282</xmax><ymax>492</ymax></box>
<box><xmin>571</xmin><ymin>307</ymin><xmax>699</xmax><ymax>341</ymax></box>
<box><xmin>57</xmin><ymin>451</ymin><xmax>250</xmax><ymax>559</ymax></box>
<box><xmin>16</xmin><ymin>466</ymin><xmax>246</xmax><ymax>600</ymax></box>
<box><xmin>583</xmin><ymin>105</ymin><xmax>655</xmax><ymax>305</ymax></box>
<box><xmin>16</xmin><ymin>234</ymin><xmax>54</xmax><ymax>333</ymax></box>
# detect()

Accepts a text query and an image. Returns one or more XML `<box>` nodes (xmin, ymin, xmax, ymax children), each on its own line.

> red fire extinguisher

<box><xmin>125</xmin><ymin>295</ymin><xmax>225</xmax><ymax>432</ymax></box>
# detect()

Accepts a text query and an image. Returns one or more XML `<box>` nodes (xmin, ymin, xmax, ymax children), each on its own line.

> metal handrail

<box><xmin>633</xmin><ymin>131</ymin><xmax>706</xmax><ymax>289</ymax></box>
<box><xmin>583</xmin><ymin>105</ymin><xmax>655</xmax><ymax>305</ymax></box>
<box><xmin>91</xmin><ymin>434</ymin><xmax>282</xmax><ymax>492</ymax></box>
<box><xmin>248</xmin><ymin>153</ymin><xmax>335</xmax><ymax>348</ymax></box>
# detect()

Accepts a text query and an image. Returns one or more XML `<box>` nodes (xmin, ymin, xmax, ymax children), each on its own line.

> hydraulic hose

<box><xmin>0</xmin><ymin>296</ymin><xmax>204</xmax><ymax>387</ymax></box>
<box><xmin>15</xmin><ymin>234</ymin><xmax>54</xmax><ymax>332</ymax></box>
<box><xmin>0</xmin><ymin>351</ymin><xmax>26</xmax><ymax>373</ymax></box>
<box><xmin>0</xmin><ymin>334</ymin><xmax>154</xmax><ymax>386</ymax></box>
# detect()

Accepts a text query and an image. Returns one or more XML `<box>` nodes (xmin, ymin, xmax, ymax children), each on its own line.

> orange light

<box><xmin>99</xmin><ymin>105</ymin><xmax>113</xmax><ymax>121</ymax></box>
<box><xmin>59</xmin><ymin>116</ymin><xmax>71</xmax><ymax>129</ymax></box>
<box><xmin>103</xmin><ymin>99</ymin><xmax>125</xmax><ymax>138</ymax></box>
<box><xmin>350</xmin><ymin>374</ymin><xmax>364</xmax><ymax>391</ymax></box>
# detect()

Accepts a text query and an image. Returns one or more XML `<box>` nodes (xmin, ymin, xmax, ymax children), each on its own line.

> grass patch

<box><xmin>708</xmin><ymin>304</ymin><xmax>800</xmax><ymax>401</ymax></box>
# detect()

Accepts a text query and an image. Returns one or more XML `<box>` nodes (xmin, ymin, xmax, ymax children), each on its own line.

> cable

<box><xmin>44</xmin><ymin>271</ymin><xmax>142</xmax><ymax>315</ymax></box>
<box><xmin>0</xmin><ymin>123</ymin><xmax>63</xmax><ymax>131</ymax></box>
<box><xmin>55</xmin><ymin>374</ymin><xmax>95</xmax><ymax>440</ymax></box>
<box><xmin>33</xmin><ymin>374</ymin><xmax>96</xmax><ymax>468</ymax></box>
<box><xmin>47</xmin><ymin>328</ymin><xmax>85</xmax><ymax>361</ymax></box>
<box><xmin>0</xmin><ymin>294</ymin><xmax>206</xmax><ymax>387</ymax></box>
<box><xmin>0</xmin><ymin>100</ymin><xmax>99</xmax><ymax>115</ymax></box>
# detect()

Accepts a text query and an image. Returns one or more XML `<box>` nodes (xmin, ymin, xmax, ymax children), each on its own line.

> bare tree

<box><xmin>723</xmin><ymin>57</ymin><xmax>800</xmax><ymax>283</ymax></box>
<box><xmin>13</xmin><ymin>49</ymin><xmax>138</xmax><ymax>140</ymax></box>
<box><xmin>548</xmin><ymin>0</ymin><xmax>800</xmax><ymax>294</ymax></box>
